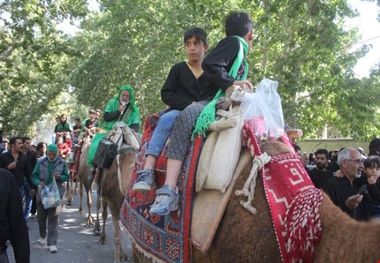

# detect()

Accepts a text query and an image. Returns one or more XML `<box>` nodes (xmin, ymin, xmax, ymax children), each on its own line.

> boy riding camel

<box><xmin>134</xmin><ymin>12</ymin><xmax>254</xmax><ymax>216</ymax></box>
<box><xmin>133</xmin><ymin>27</ymin><xmax>209</xmax><ymax>192</ymax></box>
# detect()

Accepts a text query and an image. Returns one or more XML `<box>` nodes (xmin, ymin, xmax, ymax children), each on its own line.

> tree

<box><xmin>0</xmin><ymin>0</ymin><xmax>87</xmax><ymax>135</ymax></box>
<box><xmin>71</xmin><ymin>0</ymin><xmax>373</xmax><ymax>139</ymax></box>
<box><xmin>2</xmin><ymin>0</ymin><xmax>378</xmax><ymax>140</ymax></box>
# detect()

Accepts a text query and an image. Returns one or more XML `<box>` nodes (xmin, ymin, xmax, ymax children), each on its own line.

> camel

<box><xmin>76</xmin><ymin>135</ymin><xmax>101</xmax><ymax>231</ymax></box>
<box><xmin>98</xmin><ymin>124</ymin><xmax>140</xmax><ymax>263</ymax></box>
<box><xmin>130</xmin><ymin>139</ymin><xmax>380</xmax><ymax>263</ymax></box>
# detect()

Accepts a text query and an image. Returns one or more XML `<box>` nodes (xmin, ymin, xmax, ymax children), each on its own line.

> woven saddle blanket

<box><xmin>120</xmin><ymin>114</ymin><xmax>203</xmax><ymax>263</ymax></box>
<box><xmin>244</xmin><ymin>123</ymin><xmax>323</xmax><ymax>263</ymax></box>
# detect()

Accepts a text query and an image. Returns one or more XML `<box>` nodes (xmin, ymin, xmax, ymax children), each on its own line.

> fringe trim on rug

<box><xmin>133</xmin><ymin>241</ymin><xmax>166</xmax><ymax>263</ymax></box>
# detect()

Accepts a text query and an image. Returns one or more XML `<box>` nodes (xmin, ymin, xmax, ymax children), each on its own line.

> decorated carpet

<box><xmin>120</xmin><ymin>114</ymin><xmax>203</xmax><ymax>263</ymax></box>
<box><xmin>244</xmin><ymin>122</ymin><xmax>323</xmax><ymax>263</ymax></box>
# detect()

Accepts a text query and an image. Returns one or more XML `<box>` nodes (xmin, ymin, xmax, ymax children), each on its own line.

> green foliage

<box><xmin>0</xmin><ymin>0</ymin><xmax>87</xmax><ymax>135</ymax></box>
<box><xmin>1</xmin><ymin>0</ymin><xmax>379</xmax><ymax>141</ymax></box>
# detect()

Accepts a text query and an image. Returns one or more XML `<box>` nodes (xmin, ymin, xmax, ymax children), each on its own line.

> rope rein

<box><xmin>235</xmin><ymin>152</ymin><xmax>271</xmax><ymax>214</ymax></box>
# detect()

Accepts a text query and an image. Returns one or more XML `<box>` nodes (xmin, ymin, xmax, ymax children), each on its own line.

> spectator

<box><xmin>357</xmin><ymin>147</ymin><xmax>365</xmax><ymax>157</ymax></box>
<box><xmin>0</xmin><ymin>168</ymin><xmax>30</xmax><ymax>263</ymax></box>
<box><xmin>301</xmin><ymin>152</ymin><xmax>310</xmax><ymax>171</ymax></box>
<box><xmin>356</xmin><ymin>156</ymin><xmax>380</xmax><ymax>220</ymax></box>
<box><xmin>369</xmin><ymin>137</ymin><xmax>380</xmax><ymax>156</ymax></box>
<box><xmin>1</xmin><ymin>138</ymin><xmax>9</xmax><ymax>153</ymax></box>
<box><xmin>36</xmin><ymin>142</ymin><xmax>47</xmax><ymax>159</ymax></box>
<box><xmin>323</xmin><ymin>147</ymin><xmax>364</xmax><ymax>219</ymax></box>
<box><xmin>327</xmin><ymin>149</ymin><xmax>339</xmax><ymax>173</ymax></box>
<box><xmin>21</xmin><ymin>137</ymin><xmax>38</xmax><ymax>220</ymax></box>
<box><xmin>0</xmin><ymin>137</ymin><xmax>32</xmax><ymax>209</ymax></box>
<box><xmin>308</xmin><ymin>152</ymin><xmax>315</xmax><ymax>165</ymax></box>
<box><xmin>0</xmin><ymin>135</ymin><xmax>4</xmax><ymax>153</ymax></box>
<box><xmin>309</xmin><ymin>149</ymin><xmax>334</xmax><ymax>189</ymax></box>
<box><xmin>32</xmin><ymin>144</ymin><xmax>69</xmax><ymax>253</ymax></box>
<box><xmin>30</xmin><ymin>142</ymin><xmax>47</xmax><ymax>217</ymax></box>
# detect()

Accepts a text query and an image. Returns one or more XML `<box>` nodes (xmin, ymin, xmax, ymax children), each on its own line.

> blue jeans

<box><xmin>146</xmin><ymin>110</ymin><xmax>181</xmax><ymax>157</ymax></box>
<box><xmin>19</xmin><ymin>183</ymin><xmax>32</xmax><ymax>220</ymax></box>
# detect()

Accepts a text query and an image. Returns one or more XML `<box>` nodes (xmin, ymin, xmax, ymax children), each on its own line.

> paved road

<box><xmin>8</xmin><ymin>189</ymin><xmax>132</xmax><ymax>263</ymax></box>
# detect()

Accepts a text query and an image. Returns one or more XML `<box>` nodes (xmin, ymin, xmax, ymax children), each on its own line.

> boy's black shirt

<box><xmin>161</xmin><ymin>61</ymin><xmax>206</xmax><ymax>110</ymax></box>
<box><xmin>202</xmin><ymin>36</ymin><xmax>246</xmax><ymax>100</ymax></box>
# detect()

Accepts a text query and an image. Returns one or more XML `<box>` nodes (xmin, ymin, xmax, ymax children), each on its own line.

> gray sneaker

<box><xmin>149</xmin><ymin>185</ymin><xmax>179</xmax><ymax>216</ymax></box>
<box><xmin>132</xmin><ymin>169</ymin><xmax>155</xmax><ymax>191</ymax></box>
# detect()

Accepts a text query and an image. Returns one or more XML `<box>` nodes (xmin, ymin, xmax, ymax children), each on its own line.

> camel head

<box><xmin>110</xmin><ymin>122</ymin><xmax>140</xmax><ymax>195</ymax></box>
<box><xmin>116</xmin><ymin>145</ymin><xmax>136</xmax><ymax>195</ymax></box>
<box><xmin>110</xmin><ymin>121</ymin><xmax>140</xmax><ymax>151</ymax></box>
<box><xmin>260</xmin><ymin>138</ymin><xmax>293</xmax><ymax>156</ymax></box>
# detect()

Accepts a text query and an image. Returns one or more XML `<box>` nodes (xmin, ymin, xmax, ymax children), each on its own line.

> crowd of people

<box><xmin>0</xmin><ymin>108</ymin><xmax>103</xmax><ymax>261</ymax></box>
<box><xmin>300</xmin><ymin>139</ymin><xmax>380</xmax><ymax>220</ymax></box>
<box><xmin>0</xmin><ymin>10</ymin><xmax>379</xmax><ymax>263</ymax></box>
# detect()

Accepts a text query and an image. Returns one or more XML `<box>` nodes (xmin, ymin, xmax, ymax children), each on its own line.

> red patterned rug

<box><xmin>120</xmin><ymin>114</ymin><xmax>203</xmax><ymax>263</ymax></box>
<box><xmin>244</xmin><ymin>122</ymin><xmax>322</xmax><ymax>263</ymax></box>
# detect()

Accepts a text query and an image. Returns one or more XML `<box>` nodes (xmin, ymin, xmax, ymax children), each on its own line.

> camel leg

<box><xmin>66</xmin><ymin>174</ymin><xmax>73</xmax><ymax>206</ymax></box>
<box><xmin>79</xmin><ymin>180</ymin><xmax>83</xmax><ymax>213</ymax></box>
<box><xmin>99</xmin><ymin>198</ymin><xmax>108</xmax><ymax>245</ymax></box>
<box><xmin>94</xmin><ymin>181</ymin><xmax>102</xmax><ymax>235</ymax></box>
<box><xmin>74</xmin><ymin>181</ymin><xmax>78</xmax><ymax>195</ymax></box>
<box><xmin>85</xmin><ymin>185</ymin><xmax>94</xmax><ymax>227</ymax></box>
<box><xmin>111</xmin><ymin>208</ymin><xmax>123</xmax><ymax>263</ymax></box>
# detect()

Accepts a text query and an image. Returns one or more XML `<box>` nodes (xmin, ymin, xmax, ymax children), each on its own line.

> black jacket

<box><xmin>201</xmin><ymin>36</ymin><xmax>247</xmax><ymax>100</ymax></box>
<box><xmin>0</xmin><ymin>168</ymin><xmax>30</xmax><ymax>262</ymax></box>
<box><xmin>0</xmin><ymin>152</ymin><xmax>32</xmax><ymax>187</ymax></box>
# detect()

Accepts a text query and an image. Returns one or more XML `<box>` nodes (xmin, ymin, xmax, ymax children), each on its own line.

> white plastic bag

<box><xmin>233</xmin><ymin>78</ymin><xmax>284</xmax><ymax>138</ymax></box>
<box><xmin>40</xmin><ymin>177</ymin><xmax>61</xmax><ymax>209</ymax></box>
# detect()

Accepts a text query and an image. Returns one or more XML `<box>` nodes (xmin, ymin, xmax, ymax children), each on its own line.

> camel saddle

<box><xmin>120</xmin><ymin>114</ymin><xmax>203</xmax><ymax>263</ymax></box>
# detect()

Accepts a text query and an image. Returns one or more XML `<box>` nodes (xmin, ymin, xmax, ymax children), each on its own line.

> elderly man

<box><xmin>323</xmin><ymin>147</ymin><xmax>364</xmax><ymax>218</ymax></box>
<box><xmin>32</xmin><ymin>144</ymin><xmax>69</xmax><ymax>253</ymax></box>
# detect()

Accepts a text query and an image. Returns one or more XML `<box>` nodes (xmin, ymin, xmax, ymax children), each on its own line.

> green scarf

<box><xmin>102</xmin><ymin>85</ymin><xmax>141</xmax><ymax>131</ymax></box>
<box><xmin>192</xmin><ymin>36</ymin><xmax>249</xmax><ymax>138</ymax></box>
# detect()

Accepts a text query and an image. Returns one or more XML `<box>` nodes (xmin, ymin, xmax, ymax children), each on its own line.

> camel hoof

<box><xmin>121</xmin><ymin>252</ymin><xmax>128</xmax><ymax>262</ymax></box>
<box><xmin>85</xmin><ymin>222</ymin><xmax>94</xmax><ymax>228</ymax></box>
<box><xmin>78</xmin><ymin>208</ymin><xmax>82</xmax><ymax>213</ymax></box>
<box><xmin>98</xmin><ymin>235</ymin><xmax>106</xmax><ymax>245</ymax></box>
<box><xmin>93</xmin><ymin>225</ymin><xmax>101</xmax><ymax>236</ymax></box>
